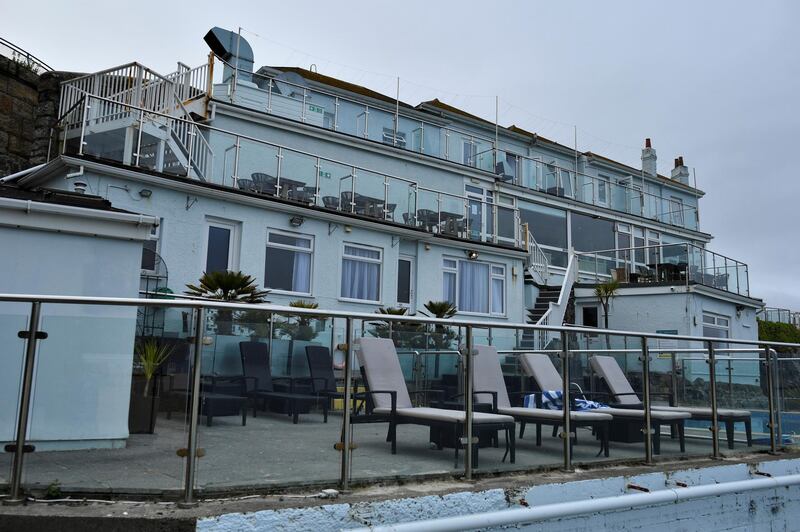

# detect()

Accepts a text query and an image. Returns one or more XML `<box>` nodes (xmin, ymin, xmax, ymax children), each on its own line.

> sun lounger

<box><xmin>590</xmin><ymin>355</ymin><xmax>752</xmax><ymax>449</ymax></box>
<box><xmin>354</xmin><ymin>337</ymin><xmax>516</xmax><ymax>467</ymax></box>
<box><xmin>472</xmin><ymin>346</ymin><xmax>612</xmax><ymax>456</ymax></box>
<box><xmin>521</xmin><ymin>353</ymin><xmax>691</xmax><ymax>454</ymax></box>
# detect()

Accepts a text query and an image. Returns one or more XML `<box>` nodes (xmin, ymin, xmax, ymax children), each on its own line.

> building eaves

<box><xmin>0</xmin><ymin>182</ymin><xmax>135</xmax><ymax>214</ymax></box>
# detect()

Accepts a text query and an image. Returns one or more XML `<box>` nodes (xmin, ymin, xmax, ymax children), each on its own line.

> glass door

<box><xmin>397</xmin><ymin>255</ymin><xmax>415</xmax><ymax>309</ymax></box>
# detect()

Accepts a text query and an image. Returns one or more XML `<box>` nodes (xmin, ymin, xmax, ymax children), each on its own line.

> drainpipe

<box><xmin>354</xmin><ymin>474</ymin><xmax>800</xmax><ymax>532</ymax></box>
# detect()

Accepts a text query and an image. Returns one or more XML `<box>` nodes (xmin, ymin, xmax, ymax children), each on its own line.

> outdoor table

<box><xmin>438</xmin><ymin>211</ymin><xmax>465</xmax><ymax>236</ymax></box>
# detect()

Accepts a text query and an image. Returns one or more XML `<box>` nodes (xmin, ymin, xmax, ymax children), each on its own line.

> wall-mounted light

<box><xmin>289</xmin><ymin>215</ymin><xmax>304</xmax><ymax>227</ymax></box>
<box><xmin>344</xmin><ymin>225</ymin><xmax>352</xmax><ymax>233</ymax></box>
<box><xmin>465</xmin><ymin>250</ymin><xmax>479</xmax><ymax>260</ymax></box>
<box><xmin>424</xmin><ymin>242</ymin><xmax>431</xmax><ymax>251</ymax></box>
<box><xmin>138</xmin><ymin>188</ymin><xmax>153</xmax><ymax>198</ymax></box>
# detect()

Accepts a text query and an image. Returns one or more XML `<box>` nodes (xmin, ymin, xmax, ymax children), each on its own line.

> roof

<box><xmin>0</xmin><ymin>183</ymin><xmax>136</xmax><ymax>213</ymax></box>
<box><xmin>584</xmin><ymin>152</ymin><xmax>705</xmax><ymax>195</ymax></box>
<box><xmin>416</xmin><ymin>99</ymin><xmax>496</xmax><ymax>128</ymax></box>
<box><xmin>266</xmin><ymin>66</ymin><xmax>415</xmax><ymax>109</ymax></box>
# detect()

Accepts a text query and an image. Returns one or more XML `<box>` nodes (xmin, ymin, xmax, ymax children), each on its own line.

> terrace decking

<box><xmin>0</xmin><ymin>409</ymin><xmax>766</xmax><ymax>496</ymax></box>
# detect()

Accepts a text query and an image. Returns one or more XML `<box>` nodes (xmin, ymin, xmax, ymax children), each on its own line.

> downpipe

<box><xmin>353</xmin><ymin>473</ymin><xmax>800</xmax><ymax>532</ymax></box>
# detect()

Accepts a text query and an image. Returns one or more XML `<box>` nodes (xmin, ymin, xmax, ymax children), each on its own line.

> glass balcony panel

<box><xmin>422</xmin><ymin>124</ymin><xmax>444</xmax><ymax>158</ymax></box>
<box><xmin>386</xmin><ymin>177</ymin><xmax>416</xmax><ymax>225</ymax></box>
<box><xmin>495</xmin><ymin>151</ymin><xmax>518</xmax><ymax>184</ymax></box>
<box><xmin>305</xmin><ymin>89</ymin><xmax>337</xmax><ymax>130</ymax></box>
<box><xmin>575</xmin><ymin>173</ymin><xmax>595</xmax><ymax>204</ymax></box>
<box><xmin>366</xmin><ymin>107</ymin><xmax>396</xmax><ymax>145</ymax></box>
<box><xmin>336</xmin><ymin>99</ymin><xmax>367</xmax><ymax>137</ymax></box>
<box><xmin>317</xmin><ymin>160</ymin><xmax>353</xmax><ymax>212</ymax></box>
<box><xmin>542</xmin><ymin>165</ymin><xmax>561</xmax><ymax>196</ymax></box>
<box><xmin>279</xmin><ymin>150</ymin><xmax>318</xmax><ymax>205</ymax></box>
<box><xmin>439</xmin><ymin>194</ymin><xmax>466</xmax><ymax>239</ymax></box>
<box><xmin>353</xmin><ymin>170</ymin><xmax>387</xmax><ymax>220</ymax></box>
<box><xmin>79</xmin><ymin>97</ymin><xmax>135</xmax><ymax>165</ymax></box>
<box><xmin>22</xmin><ymin>304</ymin><xmax>193</xmax><ymax>493</ymax></box>
<box><xmin>195</xmin><ymin>310</ymin><xmax>341</xmax><ymax>489</ymax></box>
<box><xmin>236</xmin><ymin>139</ymin><xmax>280</xmax><ymax>196</ymax></box>
<box><xmin>397</xmin><ymin>116</ymin><xmax>423</xmax><ymax>153</ymax></box>
<box><xmin>415</xmin><ymin>188</ymin><xmax>439</xmax><ymax>232</ymax></box>
<box><xmin>268</xmin><ymin>81</ymin><xmax>306</xmax><ymax>122</ymax></box>
<box><xmin>474</xmin><ymin>139</ymin><xmax>495</xmax><ymax>173</ymax></box>
<box><xmin>519</xmin><ymin>158</ymin><xmax>538</xmax><ymax>190</ymax></box>
<box><xmin>0</xmin><ymin>303</ymin><xmax>28</xmax><ymax>488</ymax></box>
<box><xmin>497</xmin><ymin>205</ymin><xmax>517</xmax><ymax>243</ymax></box>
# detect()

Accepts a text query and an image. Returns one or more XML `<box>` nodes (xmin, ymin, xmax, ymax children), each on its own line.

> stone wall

<box><xmin>0</xmin><ymin>53</ymin><xmax>81</xmax><ymax>174</ymax></box>
<box><xmin>0</xmin><ymin>54</ymin><xmax>39</xmax><ymax>175</ymax></box>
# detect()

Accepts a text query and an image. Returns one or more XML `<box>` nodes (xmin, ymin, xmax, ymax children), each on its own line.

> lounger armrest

<box><xmin>408</xmin><ymin>389</ymin><xmax>445</xmax><ymax>405</ymax></box>
<box><xmin>353</xmin><ymin>389</ymin><xmax>397</xmax><ymax>415</ymax></box>
<box><xmin>511</xmin><ymin>390</ymin><xmax>542</xmax><ymax>407</ymax></box>
<box><xmin>203</xmin><ymin>375</ymin><xmax>246</xmax><ymax>393</ymax></box>
<box><xmin>472</xmin><ymin>390</ymin><xmax>499</xmax><ymax>412</ymax></box>
<box><xmin>291</xmin><ymin>376</ymin><xmax>331</xmax><ymax>393</ymax></box>
<box><xmin>272</xmin><ymin>376</ymin><xmax>312</xmax><ymax>394</ymax></box>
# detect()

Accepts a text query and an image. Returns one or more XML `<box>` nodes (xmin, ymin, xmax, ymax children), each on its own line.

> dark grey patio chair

<box><xmin>305</xmin><ymin>345</ymin><xmax>344</xmax><ymax>423</ymax></box>
<box><xmin>472</xmin><ymin>346</ymin><xmax>612</xmax><ymax>456</ymax></box>
<box><xmin>239</xmin><ymin>341</ymin><xmax>323</xmax><ymax>424</ymax></box>
<box><xmin>251</xmin><ymin>172</ymin><xmax>278</xmax><ymax>195</ymax></box>
<box><xmin>353</xmin><ymin>337</ymin><xmax>516</xmax><ymax>467</ymax></box>
<box><xmin>590</xmin><ymin>355</ymin><xmax>752</xmax><ymax>449</ymax></box>
<box><xmin>522</xmin><ymin>353</ymin><xmax>692</xmax><ymax>454</ymax></box>
<box><xmin>322</xmin><ymin>196</ymin><xmax>340</xmax><ymax>209</ymax></box>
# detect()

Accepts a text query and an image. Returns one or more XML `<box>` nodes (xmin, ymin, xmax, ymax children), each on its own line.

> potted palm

<box><xmin>185</xmin><ymin>271</ymin><xmax>270</xmax><ymax>335</ymax></box>
<box><xmin>421</xmin><ymin>300</ymin><xmax>458</xmax><ymax>350</ymax></box>
<box><xmin>129</xmin><ymin>338</ymin><xmax>173</xmax><ymax>434</ymax></box>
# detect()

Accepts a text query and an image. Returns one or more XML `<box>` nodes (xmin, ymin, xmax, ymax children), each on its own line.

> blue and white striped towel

<box><xmin>524</xmin><ymin>391</ymin><xmax>606</xmax><ymax>411</ymax></box>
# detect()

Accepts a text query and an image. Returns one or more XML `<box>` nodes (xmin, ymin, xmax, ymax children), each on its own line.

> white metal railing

<box><xmin>166</xmin><ymin>62</ymin><xmax>211</xmax><ymax>104</ymax></box>
<box><xmin>523</xmin><ymin>225</ymin><xmax>550</xmax><ymax>284</ymax></box>
<box><xmin>534</xmin><ymin>252</ymin><xmax>577</xmax><ymax>349</ymax></box>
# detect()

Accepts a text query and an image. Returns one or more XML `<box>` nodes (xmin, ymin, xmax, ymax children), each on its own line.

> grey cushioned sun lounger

<box><xmin>590</xmin><ymin>355</ymin><xmax>752</xmax><ymax>449</ymax></box>
<box><xmin>472</xmin><ymin>346</ymin><xmax>612</xmax><ymax>456</ymax></box>
<box><xmin>521</xmin><ymin>353</ymin><xmax>691</xmax><ymax>454</ymax></box>
<box><xmin>354</xmin><ymin>337</ymin><xmax>516</xmax><ymax>467</ymax></box>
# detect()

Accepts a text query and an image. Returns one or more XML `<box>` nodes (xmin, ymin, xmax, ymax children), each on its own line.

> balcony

<box><xmin>217</xmin><ymin>63</ymin><xmax>700</xmax><ymax>232</ymax></box>
<box><xmin>54</xmin><ymin>93</ymin><xmax>524</xmax><ymax>249</ymax></box>
<box><xmin>497</xmin><ymin>150</ymin><xmax>700</xmax><ymax>231</ymax></box>
<box><xmin>574</xmin><ymin>243</ymin><xmax>750</xmax><ymax>297</ymax></box>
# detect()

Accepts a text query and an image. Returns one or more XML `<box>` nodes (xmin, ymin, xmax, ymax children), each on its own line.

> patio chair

<box><xmin>305</xmin><ymin>345</ymin><xmax>344</xmax><ymax>423</ymax></box>
<box><xmin>251</xmin><ymin>172</ymin><xmax>278</xmax><ymax>195</ymax></box>
<box><xmin>239</xmin><ymin>341</ymin><xmax>323</xmax><ymax>424</ymax></box>
<box><xmin>354</xmin><ymin>337</ymin><xmax>516</xmax><ymax>467</ymax></box>
<box><xmin>471</xmin><ymin>346</ymin><xmax>612</xmax><ymax>456</ymax></box>
<box><xmin>590</xmin><ymin>355</ymin><xmax>752</xmax><ymax>449</ymax></box>
<box><xmin>521</xmin><ymin>353</ymin><xmax>691</xmax><ymax>454</ymax></box>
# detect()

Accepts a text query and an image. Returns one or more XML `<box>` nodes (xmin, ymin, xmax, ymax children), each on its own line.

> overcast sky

<box><xmin>3</xmin><ymin>1</ymin><xmax>798</xmax><ymax>308</ymax></box>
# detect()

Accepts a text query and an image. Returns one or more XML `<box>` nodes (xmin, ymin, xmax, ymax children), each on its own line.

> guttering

<box><xmin>0</xmin><ymin>196</ymin><xmax>157</xmax><ymax>227</ymax></box>
<box><xmin>0</xmin><ymin>164</ymin><xmax>46</xmax><ymax>183</ymax></box>
<box><xmin>354</xmin><ymin>473</ymin><xmax>800</xmax><ymax>532</ymax></box>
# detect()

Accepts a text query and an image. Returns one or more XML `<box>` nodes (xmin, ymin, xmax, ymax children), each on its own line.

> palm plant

<box><xmin>594</xmin><ymin>280</ymin><xmax>620</xmax><ymax>349</ymax></box>
<box><xmin>276</xmin><ymin>300</ymin><xmax>321</xmax><ymax>341</ymax></box>
<box><xmin>369</xmin><ymin>307</ymin><xmax>425</xmax><ymax>348</ymax></box>
<box><xmin>135</xmin><ymin>339</ymin><xmax>173</xmax><ymax>397</ymax></box>
<box><xmin>421</xmin><ymin>300</ymin><xmax>458</xmax><ymax>350</ymax></box>
<box><xmin>185</xmin><ymin>271</ymin><xmax>269</xmax><ymax>334</ymax></box>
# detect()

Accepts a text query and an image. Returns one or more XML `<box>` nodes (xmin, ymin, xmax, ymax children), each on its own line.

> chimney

<box><xmin>671</xmin><ymin>156</ymin><xmax>690</xmax><ymax>185</ymax></box>
<box><xmin>641</xmin><ymin>138</ymin><xmax>657</xmax><ymax>177</ymax></box>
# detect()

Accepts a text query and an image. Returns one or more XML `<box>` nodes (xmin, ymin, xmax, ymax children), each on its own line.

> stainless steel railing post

<box><xmin>179</xmin><ymin>307</ymin><xmax>205</xmax><ymax>508</ymax></box>
<box><xmin>560</xmin><ymin>330</ymin><xmax>572</xmax><ymax>471</ymax></box>
<box><xmin>340</xmin><ymin>317</ymin><xmax>354</xmax><ymax>490</ymax></box>
<box><xmin>707</xmin><ymin>340</ymin><xmax>720</xmax><ymax>459</ymax></box>
<box><xmin>764</xmin><ymin>345</ymin><xmax>778</xmax><ymax>453</ymax></box>
<box><xmin>641</xmin><ymin>337</ymin><xmax>653</xmax><ymax>465</ymax></box>
<box><xmin>4</xmin><ymin>301</ymin><xmax>45</xmax><ymax>506</ymax></box>
<box><xmin>464</xmin><ymin>324</ymin><xmax>474</xmax><ymax>480</ymax></box>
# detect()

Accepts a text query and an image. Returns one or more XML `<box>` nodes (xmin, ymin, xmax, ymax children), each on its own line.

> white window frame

<box><xmin>669</xmin><ymin>196</ymin><xmax>685</xmax><ymax>226</ymax></box>
<box><xmin>396</xmin><ymin>254</ymin><xmax>415</xmax><ymax>308</ymax></box>
<box><xmin>339</xmin><ymin>243</ymin><xmax>383</xmax><ymax>304</ymax></box>
<box><xmin>265</xmin><ymin>228</ymin><xmax>314</xmax><ymax>296</ymax></box>
<box><xmin>203</xmin><ymin>217</ymin><xmax>241</xmax><ymax>273</ymax></box>
<box><xmin>442</xmin><ymin>256</ymin><xmax>507</xmax><ymax>317</ymax></box>
<box><xmin>597</xmin><ymin>175</ymin><xmax>609</xmax><ymax>206</ymax></box>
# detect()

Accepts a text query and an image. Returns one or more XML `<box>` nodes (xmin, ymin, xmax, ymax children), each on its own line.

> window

<box><xmin>141</xmin><ymin>222</ymin><xmax>160</xmax><ymax>272</ymax></box>
<box><xmin>597</xmin><ymin>176</ymin><xmax>609</xmax><ymax>205</ymax></box>
<box><xmin>670</xmin><ymin>197</ymin><xmax>685</xmax><ymax>226</ymax></box>
<box><xmin>519</xmin><ymin>202</ymin><xmax>568</xmax><ymax>267</ymax></box>
<box><xmin>265</xmin><ymin>230</ymin><xmax>313</xmax><ymax>294</ymax></box>
<box><xmin>702</xmin><ymin>313</ymin><xmax>730</xmax><ymax>348</ymax></box>
<box><xmin>397</xmin><ymin>256</ymin><xmax>414</xmax><ymax>305</ymax></box>
<box><xmin>205</xmin><ymin>219</ymin><xmax>239</xmax><ymax>273</ymax></box>
<box><xmin>647</xmin><ymin>231</ymin><xmax>661</xmax><ymax>265</ymax></box>
<box><xmin>582</xmin><ymin>306</ymin><xmax>599</xmax><ymax>328</ymax></box>
<box><xmin>571</xmin><ymin>212</ymin><xmax>615</xmax><ymax>253</ymax></box>
<box><xmin>442</xmin><ymin>257</ymin><xmax>505</xmax><ymax>316</ymax></box>
<box><xmin>341</xmin><ymin>244</ymin><xmax>382</xmax><ymax>302</ymax></box>
<box><xmin>463</xmin><ymin>139</ymin><xmax>477</xmax><ymax>166</ymax></box>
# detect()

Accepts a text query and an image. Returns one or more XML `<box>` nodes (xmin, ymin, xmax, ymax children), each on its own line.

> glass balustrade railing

<box><xmin>56</xmin><ymin>95</ymin><xmax>523</xmax><ymax>249</ymax></box>
<box><xmin>574</xmin><ymin>243</ymin><xmax>750</xmax><ymax>297</ymax></box>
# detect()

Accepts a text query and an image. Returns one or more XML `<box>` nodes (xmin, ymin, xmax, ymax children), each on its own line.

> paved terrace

<box><xmin>0</xmin><ymin>406</ymin><xmax>770</xmax><ymax>497</ymax></box>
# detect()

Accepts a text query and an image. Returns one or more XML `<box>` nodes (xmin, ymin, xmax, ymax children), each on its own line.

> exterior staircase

<box><xmin>520</xmin><ymin>252</ymin><xmax>578</xmax><ymax>350</ymax></box>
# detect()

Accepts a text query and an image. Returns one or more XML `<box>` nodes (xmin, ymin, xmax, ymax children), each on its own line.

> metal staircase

<box><xmin>521</xmin><ymin>251</ymin><xmax>578</xmax><ymax>349</ymax></box>
<box><xmin>57</xmin><ymin>61</ymin><xmax>214</xmax><ymax>180</ymax></box>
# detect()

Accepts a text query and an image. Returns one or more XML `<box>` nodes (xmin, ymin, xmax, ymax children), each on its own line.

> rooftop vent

<box><xmin>204</xmin><ymin>27</ymin><xmax>255</xmax><ymax>84</ymax></box>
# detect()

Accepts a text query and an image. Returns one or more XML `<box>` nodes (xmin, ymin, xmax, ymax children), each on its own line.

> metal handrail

<box><xmin>0</xmin><ymin>292</ymin><xmax>796</xmax><ymax>347</ymax></box>
<box><xmin>58</xmin><ymin>92</ymin><xmax>524</xmax><ymax>247</ymax></box>
<box><xmin>0</xmin><ymin>37</ymin><xmax>53</xmax><ymax>72</ymax></box>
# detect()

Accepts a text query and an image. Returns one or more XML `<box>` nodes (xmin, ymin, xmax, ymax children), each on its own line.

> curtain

<box><xmin>341</xmin><ymin>247</ymin><xmax>380</xmax><ymax>301</ymax></box>
<box><xmin>458</xmin><ymin>261</ymin><xmax>488</xmax><ymax>313</ymax></box>
<box><xmin>443</xmin><ymin>271</ymin><xmax>456</xmax><ymax>305</ymax></box>
<box><xmin>292</xmin><ymin>251</ymin><xmax>311</xmax><ymax>293</ymax></box>
<box><xmin>491</xmin><ymin>277</ymin><xmax>504</xmax><ymax>314</ymax></box>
